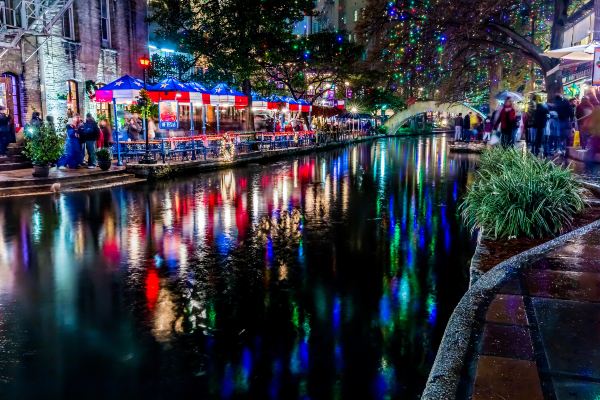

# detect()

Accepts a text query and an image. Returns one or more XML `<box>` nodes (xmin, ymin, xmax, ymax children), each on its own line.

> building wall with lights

<box><xmin>0</xmin><ymin>0</ymin><xmax>148</xmax><ymax>127</ymax></box>
<box><xmin>293</xmin><ymin>0</ymin><xmax>367</xmax><ymax>39</ymax></box>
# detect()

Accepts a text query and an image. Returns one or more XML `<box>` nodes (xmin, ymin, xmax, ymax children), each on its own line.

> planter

<box><xmin>32</xmin><ymin>164</ymin><xmax>50</xmax><ymax>178</ymax></box>
<box><xmin>98</xmin><ymin>160</ymin><xmax>112</xmax><ymax>171</ymax></box>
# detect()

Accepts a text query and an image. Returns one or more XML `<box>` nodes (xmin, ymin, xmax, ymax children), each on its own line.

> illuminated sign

<box><xmin>158</xmin><ymin>101</ymin><xmax>179</xmax><ymax>129</ymax></box>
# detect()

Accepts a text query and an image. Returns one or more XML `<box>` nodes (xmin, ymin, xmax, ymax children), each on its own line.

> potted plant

<box><xmin>23</xmin><ymin>121</ymin><xmax>66</xmax><ymax>178</ymax></box>
<box><xmin>96</xmin><ymin>148</ymin><xmax>112</xmax><ymax>171</ymax></box>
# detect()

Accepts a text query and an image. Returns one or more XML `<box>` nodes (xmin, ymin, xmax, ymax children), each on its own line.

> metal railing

<box><xmin>110</xmin><ymin>130</ymin><xmax>376</xmax><ymax>165</ymax></box>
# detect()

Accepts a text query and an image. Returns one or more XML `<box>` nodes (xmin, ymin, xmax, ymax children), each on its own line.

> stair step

<box><xmin>0</xmin><ymin>174</ymin><xmax>145</xmax><ymax>198</ymax></box>
<box><xmin>0</xmin><ymin>162</ymin><xmax>32</xmax><ymax>171</ymax></box>
<box><xmin>62</xmin><ymin>177</ymin><xmax>146</xmax><ymax>194</ymax></box>
<box><xmin>0</xmin><ymin>168</ymin><xmax>130</xmax><ymax>188</ymax></box>
<box><xmin>61</xmin><ymin>174</ymin><xmax>142</xmax><ymax>190</ymax></box>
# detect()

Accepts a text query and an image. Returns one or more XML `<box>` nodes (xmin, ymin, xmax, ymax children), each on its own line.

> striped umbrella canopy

<box><xmin>251</xmin><ymin>92</ymin><xmax>270</xmax><ymax>109</ymax></box>
<box><xmin>147</xmin><ymin>77</ymin><xmax>195</xmax><ymax>102</ymax></box>
<box><xmin>298</xmin><ymin>99</ymin><xmax>312</xmax><ymax>113</ymax></box>
<box><xmin>95</xmin><ymin>75</ymin><xmax>144</xmax><ymax>103</ymax></box>
<box><xmin>267</xmin><ymin>95</ymin><xmax>285</xmax><ymax>110</ymax></box>
<box><xmin>187</xmin><ymin>82</ymin><xmax>213</xmax><ymax>104</ymax></box>
<box><xmin>210</xmin><ymin>83</ymin><xmax>248</xmax><ymax>107</ymax></box>
<box><xmin>285</xmin><ymin>97</ymin><xmax>300</xmax><ymax>112</ymax></box>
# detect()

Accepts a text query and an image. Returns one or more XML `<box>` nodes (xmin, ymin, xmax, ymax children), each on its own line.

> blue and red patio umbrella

<box><xmin>95</xmin><ymin>75</ymin><xmax>144</xmax><ymax>103</ymax></box>
<box><xmin>210</xmin><ymin>83</ymin><xmax>249</xmax><ymax>107</ymax></box>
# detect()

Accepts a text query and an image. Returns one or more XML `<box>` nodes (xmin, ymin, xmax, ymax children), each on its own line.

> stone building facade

<box><xmin>0</xmin><ymin>0</ymin><xmax>148</xmax><ymax>129</ymax></box>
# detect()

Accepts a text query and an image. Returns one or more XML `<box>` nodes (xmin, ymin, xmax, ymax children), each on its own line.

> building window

<box><xmin>0</xmin><ymin>73</ymin><xmax>21</xmax><ymax>128</ymax></box>
<box><xmin>95</xmin><ymin>82</ymin><xmax>111</xmax><ymax>119</ymax></box>
<box><xmin>1</xmin><ymin>0</ymin><xmax>20</xmax><ymax>27</ymax></box>
<box><xmin>66</xmin><ymin>80</ymin><xmax>79</xmax><ymax>117</ymax></box>
<box><xmin>100</xmin><ymin>0</ymin><xmax>111</xmax><ymax>47</ymax></box>
<box><xmin>62</xmin><ymin>5</ymin><xmax>75</xmax><ymax>40</ymax></box>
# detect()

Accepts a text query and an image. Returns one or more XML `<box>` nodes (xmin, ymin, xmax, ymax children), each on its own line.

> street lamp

<box><xmin>138</xmin><ymin>55</ymin><xmax>157</xmax><ymax>165</ymax></box>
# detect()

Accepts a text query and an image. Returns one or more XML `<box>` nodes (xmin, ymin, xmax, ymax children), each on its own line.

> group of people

<box><xmin>453</xmin><ymin>112</ymin><xmax>486</xmax><ymax>143</ymax></box>
<box><xmin>453</xmin><ymin>94</ymin><xmax>580</xmax><ymax>157</ymax></box>
<box><xmin>56</xmin><ymin>113</ymin><xmax>113</xmax><ymax>169</ymax></box>
<box><xmin>0</xmin><ymin>106</ymin><xmax>17</xmax><ymax>156</ymax></box>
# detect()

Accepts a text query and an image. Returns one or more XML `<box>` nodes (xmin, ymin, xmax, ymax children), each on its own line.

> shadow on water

<box><xmin>0</xmin><ymin>136</ymin><xmax>478</xmax><ymax>399</ymax></box>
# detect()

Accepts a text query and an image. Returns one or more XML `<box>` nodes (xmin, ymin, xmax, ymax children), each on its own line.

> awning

<box><xmin>543</xmin><ymin>43</ymin><xmax>596</xmax><ymax>61</ymax></box>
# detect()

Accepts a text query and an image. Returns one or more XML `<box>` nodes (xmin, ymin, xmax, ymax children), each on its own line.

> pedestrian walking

<box><xmin>551</xmin><ymin>95</ymin><xmax>574</xmax><ymax>154</ymax></box>
<box><xmin>495</xmin><ymin>97</ymin><xmax>517</xmax><ymax>148</ymax></box>
<box><xmin>79</xmin><ymin>113</ymin><xmax>100</xmax><ymax>168</ymax></box>
<box><xmin>533</xmin><ymin>99</ymin><xmax>549</xmax><ymax>156</ymax></box>
<box><xmin>454</xmin><ymin>113</ymin><xmax>463</xmax><ymax>141</ymax></box>
<box><xmin>127</xmin><ymin>113</ymin><xmax>142</xmax><ymax>141</ymax></box>
<box><xmin>545</xmin><ymin>111</ymin><xmax>560</xmax><ymax>156</ymax></box>
<box><xmin>483</xmin><ymin>117</ymin><xmax>492</xmax><ymax>142</ymax></box>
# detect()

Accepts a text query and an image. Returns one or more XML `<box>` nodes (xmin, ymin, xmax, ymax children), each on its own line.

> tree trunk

<box><xmin>544</xmin><ymin>0</ymin><xmax>570</xmax><ymax>99</ymax></box>
<box><xmin>489</xmin><ymin>62</ymin><xmax>502</xmax><ymax>111</ymax></box>
<box><xmin>242</xmin><ymin>79</ymin><xmax>255</xmax><ymax>132</ymax></box>
<box><xmin>545</xmin><ymin>70</ymin><xmax>564</xmax><ymax>100</ymax></box>
<box><xmin>550</xmin><ymin>0</ymin><xmax>569</xmax><ymax>50</ymax></box>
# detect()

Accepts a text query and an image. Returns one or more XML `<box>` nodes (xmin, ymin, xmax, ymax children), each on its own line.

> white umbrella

<box><xmin>543</xmin><ymin>43</ymin><xmax>596</xmax><ymax>61</ymax></box>
<box><xmin>495</xmin><ymin>91</ymin><xmax>524</xmax><ymax>102</ymax></box>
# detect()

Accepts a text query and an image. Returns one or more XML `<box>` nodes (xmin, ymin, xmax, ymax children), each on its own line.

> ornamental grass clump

<box><xmin>460</xmin><ymin>148</ymin><xmax>585</xmax><ymax>239</ymax></box>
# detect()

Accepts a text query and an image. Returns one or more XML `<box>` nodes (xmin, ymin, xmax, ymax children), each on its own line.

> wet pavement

<box><xmin>0</xmin><ymin>136</ymin><xmax>478</xmax><ymax>399</ymax></box>
<box><xmin>468</xmin><ymin>229</ymin><xmax>600</xmax><ymax>399</ymax></box>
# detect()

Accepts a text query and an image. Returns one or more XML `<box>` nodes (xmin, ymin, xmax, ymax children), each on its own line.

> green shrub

<box><xmin>23</xmin><ymin>121</ymin><xmax>66</xmax><ymax>166</ymax></box>
<box><xmin>96</xmin><ymin>148</ymin><xmax>111</xmax><ymax>161</ymax></box>
<box><xmin>460</xmin><ymin>148</ymin><xmax>585</xmax><ymax>239</ymax></box>
<box><xmin>376</xmin><ymin>125</ymin><xmax>388</xmax><ymax>135</ymax></box>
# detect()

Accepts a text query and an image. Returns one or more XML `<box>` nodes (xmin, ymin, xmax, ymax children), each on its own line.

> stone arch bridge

<box><xmin>384</xmin><ymin>101</ymin><xmax>485</xmax><ymax>134</ymax></box>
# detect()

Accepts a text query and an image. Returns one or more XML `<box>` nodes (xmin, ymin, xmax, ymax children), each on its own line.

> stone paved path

<box><xmin>468</xmin><ymin>228</ymin><xmax>600</xmax><ymax>400</ymax></box>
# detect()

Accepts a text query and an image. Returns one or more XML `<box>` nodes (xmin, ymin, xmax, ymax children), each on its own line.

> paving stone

<box><xmin>533</xmin><ymin>298</ymin><xmax>600</xmax><ymax>379</ymax></box>
<box><xmin>472</xmin><ymin>356</ymin><xmax>544</xmax><ymax>400</ymax></box>
<box><xmin>485</xmin><ymin>294</ymin><xmax>528</xmax><ymax>326</ymax></box>
<box><xmin>497</xmin><ymin>278</ymin><xmax>523</xmax><ymax>295</ymax></box>
<box><xmin>552</xmin><ymin>378</ymin><xmax>600</xmax><ymax>400</ymax></box>
<box><xmin>525</xmin><ymin>270</ymin><xmax>600</xmax><ymax>302</ymax></box>
<box><xmin>481</xmin><ymin>323</ymin><xmax>534</xmax><ymax>360</ymax></box>
<box><xmin>547</xmin><ymin>243</ymin><xmax>600</xmax><ymax>260</ymax></box>
<box><xmin>531</xmin><ymin>256</ymin><xmax>600</xmax><ymax>273</ymax></box>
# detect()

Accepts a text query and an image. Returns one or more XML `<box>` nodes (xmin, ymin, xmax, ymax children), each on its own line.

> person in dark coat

<box><xmin>79</xmin><ymin>113</ymin><xmax>100</xmax><ymax>168</ymax></box>
<box><xmin>0</xmin><ymin>106</ymin><xmax>9</xmax><ymax>155</ymax></box>
<box><xmin>463</xmin><ymin>112</ymin><xmax>472</xmax><ymax>142</ymax></box>
<box><xmin>551</xmin><ymin>95</ymin><xmax>574</xmax><ymax>153</ymax></box>
<box><xmin>495</xmin><ymin>98</ymin><xmax>517</xmax><ymax>148</ymax></box>
<box><xmin>533</xmin><ymin>99</ymin><xmax>549</xmax><ymax>156</ymax></box>
<box><xmin>58</xmin><ymin>118</ymin><xmax>84</xmax><ymax>169</ymax></box>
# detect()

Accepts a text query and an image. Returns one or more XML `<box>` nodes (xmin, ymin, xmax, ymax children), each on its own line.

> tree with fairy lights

<box><xmin>358</xmin><ymin>0</ymin><xmax>578</xmax><ymax>106</ymax></box>
<box><xmin>148</xmin><ymin>0</ymin><xmax>314</xmax><ymax>130</ymax></box>
<box><xmin>261</xmin><ymin>31</ymin><xmax>362</xmax><ymax>107</ymax></box>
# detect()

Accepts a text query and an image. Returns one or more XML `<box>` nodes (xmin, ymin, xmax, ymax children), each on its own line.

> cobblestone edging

<box><xmin>421</xmin><ymin>218</ymin><xmax>600</xmax><ymax>400</ymax></box>
<box><xmin>126</xmin><ymin>135</ymin><xmax>388</xmax><ymax>180</ymax></box>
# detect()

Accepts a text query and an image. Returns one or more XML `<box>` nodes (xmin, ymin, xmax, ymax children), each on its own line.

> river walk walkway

<box><xmin>459</xmin><ymin>227</ymin><xmax>600</xmax><ymax>399</ymax></box>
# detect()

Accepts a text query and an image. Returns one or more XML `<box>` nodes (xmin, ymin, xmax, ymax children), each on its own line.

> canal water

<box><xmin>0</xmin><ymin>136</ymin><xmax>478</xmax><ymax>399</ymax></box>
